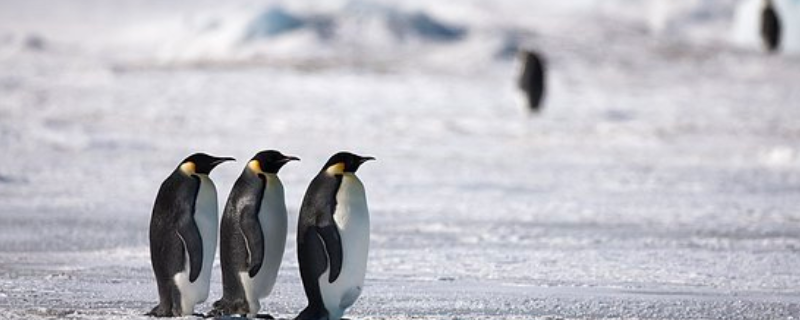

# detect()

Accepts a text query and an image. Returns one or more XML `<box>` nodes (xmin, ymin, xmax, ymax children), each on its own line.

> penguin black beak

<box><xmin>359</xmin><ymin>156</ymin><xmax>376</xmax><ymax>163</ymax></box>
<box><xmin>282</xmin><ymin>156</ymin><xmax>301</xmax><ymax>163</ymax></box>
<box><xmin>212</xmin><ymin>157</ymin><xmax>236</xmax><ymax>166</ymax></box>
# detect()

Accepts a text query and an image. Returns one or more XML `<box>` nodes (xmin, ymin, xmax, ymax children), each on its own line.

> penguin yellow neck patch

<box><xmin>326</xmin><ymin>162</ymin><xmax>345</xmax><ymax>176</ymax></box>
<box><xmin>248</xmin><ymin>160</ymin><xmax>263</xmax><ymax>174</ymax></box>
<box><xmin>179</xmin><ymin>162</ymin><xmax>196</xmax><ymax>176</ymax></box>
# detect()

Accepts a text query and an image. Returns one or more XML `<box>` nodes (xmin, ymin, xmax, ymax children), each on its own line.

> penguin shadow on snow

<box><xmin>205</xmin><ymin>316</ymin><xmax>355</xmax><ymax>320</ymax></box>
<box><xmin>206</xmin><ymin>314</ymin><xmax>277</xmax><ymax>319</ymax></box>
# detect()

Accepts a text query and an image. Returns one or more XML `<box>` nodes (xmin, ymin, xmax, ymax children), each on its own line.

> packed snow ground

<box><xmin>1</xmin><ymin>0</ymin><xmax>800</xmax><ymax>319</ymax></box>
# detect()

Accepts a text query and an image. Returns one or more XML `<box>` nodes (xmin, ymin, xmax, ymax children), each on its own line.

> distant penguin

<box><xmin>148</xmin><ymin>153</ymin><xmax>234</xmax><ymax>317</ymax></box>
<box><xmin>761</xmin><ymin>0</ymin><xmax>781</xmax><ymax>53</ymax></box>
<box><xmin>296</xmin><ymin>152</ymin><xmax>375</xmax><ymax>320</ymax></box>
<box><xmin>517</xmin><ymin>50</ymin><xmax>546</xmax><ymax>113</ymax></box>
<box><xmin>210</xmin><ymin>150</ymin><xmax>299</xmax><ymax>318</ymax></box>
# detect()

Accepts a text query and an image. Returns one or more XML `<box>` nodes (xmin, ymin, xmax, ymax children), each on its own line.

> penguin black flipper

<box><xmin>241</xmin><ymin>176</ymin><xmax>266</xmax><ymax>277</ymax></box>
<box><xmin>317</xmin><ymin>224</ymin><xmax>343</xmax><ymax>283</ymax></box>
<box><xmin>176</xmin><ymin>175</ymin><xmax>204</xmax><ymax>282</ymax></box>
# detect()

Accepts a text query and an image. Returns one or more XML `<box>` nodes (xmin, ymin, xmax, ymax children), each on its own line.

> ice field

<box><xmin>1</xmin><ymin>0</ymin><xmax>800</xmax><ymax>319</ymax></box>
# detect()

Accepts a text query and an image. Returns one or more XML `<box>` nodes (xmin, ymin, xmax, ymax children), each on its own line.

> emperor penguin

<box><xmin>296</xmin><ymin>152</ymin><xmax>375</xmax><ymax>320</ymax></box>
<box><xmin>517</xmin><ymin>50</ymin><xmax>546</xmax><ymax>113</ymax></box>
<box><xmin>148</xmin><ymin>153</ymin><xmax>234</xmax><ymax>317</ymax></box>
<box><xmin>761</xmin><ymin>0</ymin><xmax>781</xmax><ymax>53</ymax></box>
<box><xmin>210</xmin><ymin>150</ymin><xmax>299</xmax><ymax>318</ymax></box>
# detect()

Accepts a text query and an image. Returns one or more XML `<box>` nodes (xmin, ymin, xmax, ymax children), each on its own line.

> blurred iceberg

<box><xmin>243</xmin><ymin>7</ymin><xmax>306</xmax><ymax>39</ymax></box>
<box><xmin>150</xmin><ymin>2</ymin><xmax>469</xmax><ymax>65</ymax></box>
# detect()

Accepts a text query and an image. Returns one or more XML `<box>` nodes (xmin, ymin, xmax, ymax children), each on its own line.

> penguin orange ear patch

<box><xmin>248</xmin><ymin>160</ymin><xmax>263</xmax><ymax>174</ymax></box>
<box><xmin>180</xmin><ymin>162</ymin><xmax>196</xmax><ymax>175</ymax></box>
<box><xmin>326</xmin><ymin>162</ymin><xmax>345</xmax><ymax>176</ymax></box>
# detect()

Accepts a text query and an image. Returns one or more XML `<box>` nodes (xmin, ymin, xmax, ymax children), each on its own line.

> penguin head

<box><xmin>248</xmin><ymin>150</ymin><xmax>300</xmax><ymax>174</ymax></box>
<box><xmin>179</xmin><ymin>153</ymin><xmax>235</xmax><ymax>175</ymax></box>
<box><xmin>323</xmin><ymin>151</ymin><xmax>375</xmax><ymax>175</ymax></box>
<box><xmin>521</xmin><ymin>50</ymin><xmax>544</xmax><ymax>68</ymax></box>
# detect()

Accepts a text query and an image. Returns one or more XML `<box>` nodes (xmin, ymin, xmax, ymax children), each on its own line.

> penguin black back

<box><xmin>215</xmin><ymin>160</ymin><xmax>267</xmax><ymax>307</ymax></box>
<box><xmin>150</xmin><ymin>169</ymin><xmax>202</xmax><ymax>293</ymax></box>
<box><xmin>297</xmin><ymin>152</ymin><xmax>374</xmax><ymax>248</ymax></box>
<box><xmin>297</xmin><ymin>152</ymin><xmax>374</xmax><ymax>242</ymax></box>
<box><xmin>296</xmin><ymin>152</ymin><xmax>374</xmax><ymax>320</ymax></box>
<box><xmin>148</xmin><ymin>152</ymin><xmax>233</xmax><ymax>317</ymax></box>
<box><xmin>297</xmin><ymin>165</ymin><xmax>344</xmax><ymax>281</ymax></box>
<box><xmin>152</xmin><ymin>153</ymin><xmax>233</xmax><ymax>283</ymax></box>
<box><xmin>761</xmin><ymin>0</ymin><xmax>781</xmax><ymax>53</ymax></box>
<box><xmin>518</xmin><ymin>50</ymin><xmax>546</xmax><ymax>112</ymax></box>
<box><xmin>211</xmin><ymin>150</ymin><xmax>298</xmax><ymax>317</ymax></box>
<box><xmin>295</xmin><ymin>164</ymin><xmax>343</xmax><ymax>320</ymax></box>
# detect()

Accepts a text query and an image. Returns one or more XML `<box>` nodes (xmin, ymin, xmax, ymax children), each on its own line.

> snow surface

<box><xmin>1</xmin><ymin>0</ymin><xmax>800</xmax><ymax>319</ymax></box>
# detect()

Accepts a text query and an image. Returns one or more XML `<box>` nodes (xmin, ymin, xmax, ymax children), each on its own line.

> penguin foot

<box><xmin>209</xmin><ymin>299</ymin><xmax>250</xmax><ymax>317</ymax></box>
<box><xmin>254</xmin><ymin>314</ymin><xmax>274</xmax><ymax>319</ymax></box>
<box><xmin>205</xmin><ymin>308</ymin><xmax>222</xmax><ymax>318</ymax></box>
<box><xmin>146</xmin><ymin>304</ymin><xmax>177</xmax><ymax>317</ymax></box>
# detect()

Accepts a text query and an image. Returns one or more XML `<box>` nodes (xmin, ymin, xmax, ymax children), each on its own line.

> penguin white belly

<box><xmin>318</xmin><ymin>174</ymin><xmax>370</xmax><ymax>320</ymax></box>
<box><xmin>173</xmin><ymin>175</ymin><xmax>218</xmax><ymax>315</ymax></box>
<box><xmin>240</xmin><ymin>175</ymin><xmax>288</xmax><ymax>315</ymax></box>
